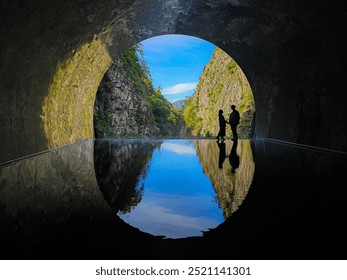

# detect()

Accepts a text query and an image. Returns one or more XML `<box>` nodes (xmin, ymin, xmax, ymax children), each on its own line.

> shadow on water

<box><xmin>0</xmin><ymin>139</ymin><xmax>347</xmax><ymax>259</ymax></box>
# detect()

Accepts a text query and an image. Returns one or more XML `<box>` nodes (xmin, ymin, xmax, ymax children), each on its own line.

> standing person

<box><xmin>229</xmin><ymin>104</ymin><xmax>240</xmax><ymax>140</ymax></box>
<box><xmin>216</xmin><ymin>109</ymin><xmax>228</xmax><ymax>142</ymax></box>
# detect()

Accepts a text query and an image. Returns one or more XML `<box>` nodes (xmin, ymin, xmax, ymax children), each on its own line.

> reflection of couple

<box><xmin>217</xmin><ymin>139</ymin><xmax>239</xmax><ymax>173</ymax></box>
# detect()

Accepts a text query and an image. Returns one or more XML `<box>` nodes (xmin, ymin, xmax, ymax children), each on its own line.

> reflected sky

<box><xmin>118</xmin><ymin>139</ymin><xmax>250</xmax><ymax>238</ymax></box>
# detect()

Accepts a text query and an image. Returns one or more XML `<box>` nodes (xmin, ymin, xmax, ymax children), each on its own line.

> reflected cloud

<box><xmin>120</xmin><ymin>191</ymin><xmax>220</xmax><ymax>238</ymax></box>
<box><xmin>161</xmin><ymin>142</ymin><xmax>196</xmax><ymax>155</ymax></box>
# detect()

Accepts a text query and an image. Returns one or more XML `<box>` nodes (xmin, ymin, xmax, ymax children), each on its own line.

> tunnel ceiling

<box><xmin>0</xmin><ymin>0</ymin><xmax>347</xmax><ymax>163</ymax></box>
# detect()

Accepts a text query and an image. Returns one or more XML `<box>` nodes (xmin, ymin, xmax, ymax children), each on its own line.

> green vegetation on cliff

<box><xmin>94</xmin><ymin>44</ymin><xmax>181</xmax><ymax>138</ymax></box>
<box><xmin>121</xmin><ymin>45</ymin><xmax>152</xmax><ymax>97</ymax></box>
<box><xmin>122</xmin><ymin>45</ymin><xmax>181</xmax><ymax>132</ymax></box>
<box><xmin>183</xmin><ymin>48</ymin><xmax>255</xmax><ymax>138</ymax></box>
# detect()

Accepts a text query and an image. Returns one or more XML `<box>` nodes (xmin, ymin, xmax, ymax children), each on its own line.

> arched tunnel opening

<box><xmin>93</xmin><ymin>34</ymin><xmax>256</xmax><ymax>140</ymax></box>
<box><xmin>0</xmin><ymin>0</ymin><xmax>347</xmax><ymax>260</ymax></box>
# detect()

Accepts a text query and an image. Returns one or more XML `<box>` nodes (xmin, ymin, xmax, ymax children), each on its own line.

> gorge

<box><xmin>94</xmin><ymin>43</ymin><xmax>255</xmax><ymax>139</ymax></box>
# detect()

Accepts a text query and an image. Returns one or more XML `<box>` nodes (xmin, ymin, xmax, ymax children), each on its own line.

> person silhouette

<box><xmin>229</xmin><ymin>138</ymin><xmax>239</xmax><ymax>173</ymax></box>
<box><xmin>216</xmin><ymin>141</ymin><xmax>227</xmax><ymax>169</ymax></box>
<box><xmin>216</xmin><ymin>109</ymin><xmax>228</xmax><ymax>142</ymax></box>
<box><xmin>229</xmin><ymin>104</ymin><xmax>240</xmax><ymax>140</ymax></box>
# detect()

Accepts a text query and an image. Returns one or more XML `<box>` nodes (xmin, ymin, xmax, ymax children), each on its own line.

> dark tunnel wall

<box><xmin>1</xmin><ymin>0</ymin><xmax>347</xmax><ymax>163</ymax></box>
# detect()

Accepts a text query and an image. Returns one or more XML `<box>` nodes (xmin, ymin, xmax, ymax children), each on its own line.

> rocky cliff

<box><xmin>94</xmin><ymin>58</ymin><xmax>157</xmax><ymax>138</ymax></box>
<box><xmin>94</xmin><ymin>46</ymin><xmax>182</xmax><ymax>138</ymax></box>
<box><xmin>183</xmin><ymin>48</ymin><xmax>255</xmax><ymax>138</ymax></box>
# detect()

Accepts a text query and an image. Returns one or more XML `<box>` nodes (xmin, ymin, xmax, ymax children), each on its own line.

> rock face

<box><xmin>94</xmin><ymin>58</ymin><xmax>160</xmax><ymax>138</ymax></box>
<box><xmin>94</xmin><ymin>47</ymin><xmax>184</xmax><ymax>138</ymax></box>
<box><xmin>183</xmin><ymin>48</ymin><xmax>255</xmax><ymax>138</ymax></box>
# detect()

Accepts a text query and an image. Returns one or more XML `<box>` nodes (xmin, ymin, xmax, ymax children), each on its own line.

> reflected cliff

<box><xmin>93</xmin><ymin>139</ymin><xmax>161</xmax><ymax>214</ymax></box>
<box><xmin>195</xmin><ymin>139</ymin><xmax>255</xmax><ymax>219</ymax></box>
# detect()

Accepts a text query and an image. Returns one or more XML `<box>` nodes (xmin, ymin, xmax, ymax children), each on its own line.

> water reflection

<box><xmin>93</xmin><ymin>139</ymin><xmax>161</xmax><ymax>214</ymax></box>
<box><xmin>229</xmin><ymin>139</ymin><xmax>240</xmax><ymax>173</ymax></box>
<box><xmin>94</xmin><ymin>139</ymin><xmax>255</xmax><ymax>238</ymax></box>
<box><xmin>0</xmin><ymin>140</ymin><xmax>115</xmax><ymax>257</ymax></box>
<box><xmin>1</xmin><ymin>139</ymin><xmax>346</xmax><ymax>259</ymax></box>
<box><xmin>195</xmin><ymin>139</ymin><xmax>255</xmax><ymax>219</ymax></box>
<box><xmin>0</xmin><ymin>139</ymin><xmax>255</xmax><ymax>257</ymax></box>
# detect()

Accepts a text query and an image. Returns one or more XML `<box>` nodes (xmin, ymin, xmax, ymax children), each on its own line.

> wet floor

<box><xmin>0</xmin><ymin>139</ymin><xmax>346</xmax><ymax>259</ymax></box>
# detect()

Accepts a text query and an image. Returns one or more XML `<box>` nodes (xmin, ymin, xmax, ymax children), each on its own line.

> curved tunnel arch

<box><xmin>1</xmin><ymin>0</ymin><xmax>346</xmax><ymax>164</ymax></box>
<box><xmin>1</xmin><ymin>0</ymin><xmax>347</xmax><ymax>260</ymax></box>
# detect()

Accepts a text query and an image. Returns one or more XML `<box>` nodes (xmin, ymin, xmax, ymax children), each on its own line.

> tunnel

<box><xmin>1</xmin><ymin>0</ymin><xmax>347</xmax><ymax>164</ymax></box>
<box><xmin>1</xmin><ymin>0</ymin><xmax>347</xmax><ymax>260</ymax></box>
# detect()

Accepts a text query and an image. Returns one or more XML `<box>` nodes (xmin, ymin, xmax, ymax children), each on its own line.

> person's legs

<box><xmin>221</xmin><ymin>127</ymin><xmax>226</xmax><ymax>141</ymax></box>
<box><xmin>231</xmin><ymin>125</ymin><xmax>238</xmax><ymax>140</ymax></box>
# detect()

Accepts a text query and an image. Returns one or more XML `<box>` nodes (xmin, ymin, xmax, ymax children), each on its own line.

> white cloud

<box><xmin>162</xmin><ymin>82</ymin><xmax>198</xmax><ymax>95</ymax></box>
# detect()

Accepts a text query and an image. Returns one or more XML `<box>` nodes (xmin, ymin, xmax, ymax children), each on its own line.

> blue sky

<box><xmin>139</xmin><ymin>35</ymin><xmax>216</xmax><ymax>103</ymax></box>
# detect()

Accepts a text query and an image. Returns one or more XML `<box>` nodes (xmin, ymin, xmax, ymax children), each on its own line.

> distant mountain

<box><xmin>172</xmin><ymin>99</ymin><xmax>186</xmax><ymax>110</ymax></box>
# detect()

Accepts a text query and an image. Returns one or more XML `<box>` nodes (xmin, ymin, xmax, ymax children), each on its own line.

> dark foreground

<box><xmin>0</xmin><ymin>139</ymin><xmax>346</xmax><ymax>260</ymax></box>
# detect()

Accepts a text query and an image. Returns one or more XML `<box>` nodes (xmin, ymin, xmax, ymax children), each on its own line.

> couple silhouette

<box><xmin>216</xmin><ymin>104</ymin><xmax>240</xmax><ymax>142</ymax></box>
<box><xmin>217</xmin><ymin>139</ymin><xmax>239</xmax><ymax>173</ymax></box>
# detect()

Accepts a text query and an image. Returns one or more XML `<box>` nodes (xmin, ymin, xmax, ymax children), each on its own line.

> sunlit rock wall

<box><xmin>42</xmin><ymin>36</ymin><xmax>112</xmax><ymax>148</ymax></box>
